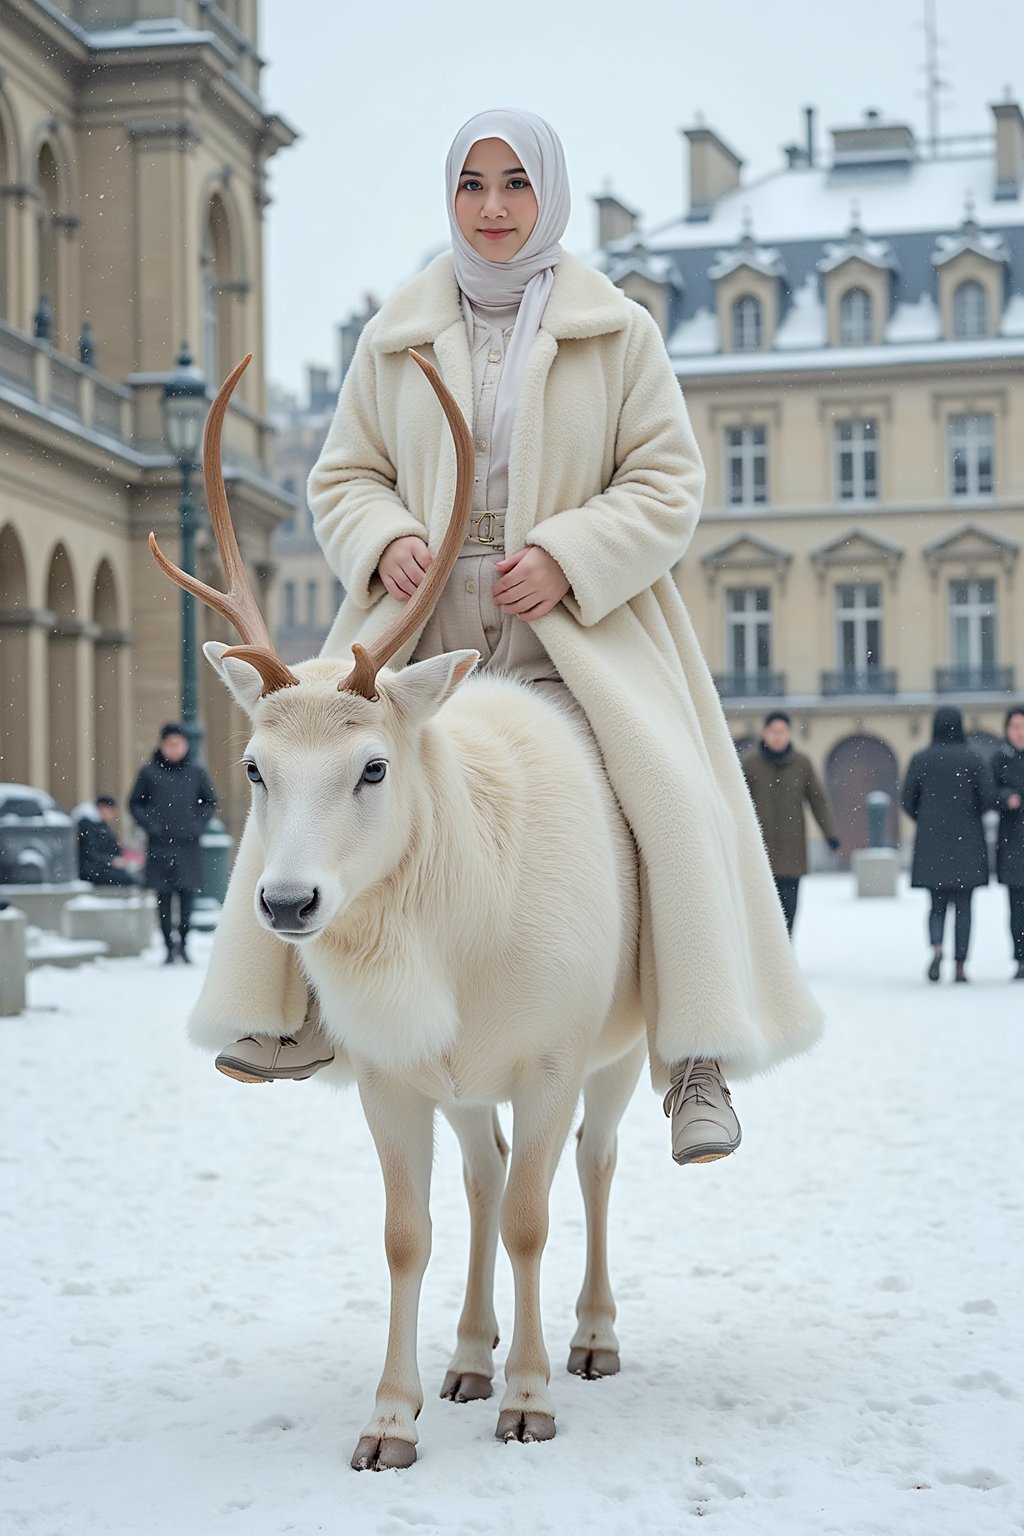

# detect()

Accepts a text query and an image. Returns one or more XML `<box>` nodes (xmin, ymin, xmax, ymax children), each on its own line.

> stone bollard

<box><xmin>61</xmin><ymin>893</ymin><xmax>152</xmax><ymax>958</ymax></box>
<box><xmin>851</xmin><ymin>846</ymin><xmax>899</xmax><ymax>898</ymax></box>
<box><xmin>0</xmin><ymin>906</ymin><xmax>28</xmax><ymax>1015</ymax></box>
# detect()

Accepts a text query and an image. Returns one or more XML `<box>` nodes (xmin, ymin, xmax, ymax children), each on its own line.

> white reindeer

<box><xmin>151</xmin><ymin>355</ymin><xmax>645</xmax><ymax>1470</ymax></box>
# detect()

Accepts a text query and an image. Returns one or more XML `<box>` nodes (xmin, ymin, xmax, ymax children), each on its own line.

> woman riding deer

<box><xmin>188</xmin><ymin>107</ymin><xmax>822</xmax><ymax>1163</ymax></box>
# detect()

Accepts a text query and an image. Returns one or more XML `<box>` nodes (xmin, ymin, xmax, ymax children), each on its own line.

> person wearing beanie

<box><xmin>740</xmin><ymin>711</ymin><xmax>840</xmax><ymax>935</ymax></box>
<box><xmin>993</xmin><ymin>704</ymin><xmax>1024</xmax><ymax>979</ymax></box>
<box><xmin>901</xmin><ymin>705</ymin><xmax>994</xmax><ymax>983</ymax></box>
<box><xmin>129</xmin><ymin>724</ymin><xmax>218</xmax><ymax>963</ymax></box>
<box><xmin>190</xmin><ymin>108</ymin><xmax>824</xmax><ymax>1174</ymax></box>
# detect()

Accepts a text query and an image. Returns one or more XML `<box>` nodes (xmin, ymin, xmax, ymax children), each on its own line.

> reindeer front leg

<box><xmin>351</xmin><ymin>1073</ymin><xmax>435</xmax><ymax>1471</ymax></box>
<box><xmin>497</xmin><ymin>1067</ymin><xmax>582</xmax><ymax>1444</ymax></box>
<box><xmin>440</xmin><ymin>1106</ymin><xmax>508</xmax><ymax>1403</ymax></box>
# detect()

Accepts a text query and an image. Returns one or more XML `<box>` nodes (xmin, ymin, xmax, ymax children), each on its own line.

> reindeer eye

<box><xmin>361</xmin><ymin>760</ymin><xmax>387</xmax><ymax>785</ymax></box>
<box><xmin>245</xmin><ymin>761</ymin><xmax>263</xmax><ymax>784</ymax></box>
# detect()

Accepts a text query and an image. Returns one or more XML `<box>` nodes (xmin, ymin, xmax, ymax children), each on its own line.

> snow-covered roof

<box><xmin>818</xmin><ymin>227</ymin><xmax>898</xmax><ymax>274</ymax></box>
<box><xmin>931</xmin><ymin>223</ymin><xmax>1009</xmax><ymax>267</ymax></box>
<box><xmin>603</xmin><ymin>244</ymin><xmax>677</xmax><ymax>287</ymax></box>
<box><xmin>645</xmin><ymin>154</ymin><xmax>1023</xmax><ymax>251</ymax></box>
<box><xmin>669</xmin><ymin>333</ymin><xmax>1024</xmax><ymax>376</ymax></box>
<box><xmin>773</xmin><ymin>276</ymin><xmax>827</xmax><ymax>350</ymax></box>
<box><xmin>708</xmin><ymin>236</ymin><xmax>785</xmax><ymax>281</ymax></box>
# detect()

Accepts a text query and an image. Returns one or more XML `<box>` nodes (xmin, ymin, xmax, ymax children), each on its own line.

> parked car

<box><xmin>0</xmin><ymin>784</ymin><xmax>76</xmax><ymax>885</ymax></box>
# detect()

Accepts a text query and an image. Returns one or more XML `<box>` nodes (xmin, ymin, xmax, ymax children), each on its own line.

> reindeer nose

<box><xmin>258</xmin><ymin>885</ymin><xmax>321</xmax><ymax>933</ymax></box>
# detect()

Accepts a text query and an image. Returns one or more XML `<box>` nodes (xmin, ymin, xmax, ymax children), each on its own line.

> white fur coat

<box><xmin>191</xmin><ymin>252</ymin><xmax>822</xmax><ymax>1082</ymax></box>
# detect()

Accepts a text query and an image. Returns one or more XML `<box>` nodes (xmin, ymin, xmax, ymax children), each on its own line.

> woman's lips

<box><xmin>479</xmin><ymin>229</ymin><xmax>514</xmax><ymax>240</ymax></box>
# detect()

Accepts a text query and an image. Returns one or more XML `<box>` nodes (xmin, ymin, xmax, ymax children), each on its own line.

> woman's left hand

<box><xmin>493</xmin><ymin>548</ymin><xmax>570</xmax><ymax>621</ymax></box>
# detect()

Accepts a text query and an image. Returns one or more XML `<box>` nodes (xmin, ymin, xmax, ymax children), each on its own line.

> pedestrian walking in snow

<box><xmin>901</xmin><ymin>706</ymin><xmax>993</xmax><ymax>983</ymax></box>
<box><xmin>73</xmin><ymin>795</ymin><xmax>139</xmax><ymax>887</ymax></box>
<box><xmin>190</xmin><ymin>108</ymin><xmax>822</xmax><ymax>1168</ymax></box>
<box><xmin>994</xmin><ymin>704</ymin><xmax>1024</xmax><ymax>980</ymax></box>
<box><xmin>129</xmin><ymin>725</ymin><xmax>217</xmax><ymax>964</ymax></box>
<box><xmin>740</xmin><ymin>711</ymin><xmax>840</xmax><ymax>936</ymax></box>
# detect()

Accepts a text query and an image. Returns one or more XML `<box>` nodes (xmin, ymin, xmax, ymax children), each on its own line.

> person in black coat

<box><xmin>994</xmin><ymin>704</ymin><xmax>1024</xmax><ymax>980</ymax></box>
<box><xmin>129</xmin><ymin>724</ymin><xmax>218</xmax><ymax>963</ymax></box>
<box><xmin>75</xmin><ymin>795</ymin><xmax>138</xmax><ymax>886</ymax></box>
<box><xmin>901</xmin><ymin>705</ymin><xmax>994</xmax><ymax>983</ymax></box>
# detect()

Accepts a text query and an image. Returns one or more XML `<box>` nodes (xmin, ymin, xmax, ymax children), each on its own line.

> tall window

<box><xmin>950</xmin><ymin>578</ymin><xmax>996</xmax><ymax>672</ymax></box>
<box><xmin>726</xmin><ymin>587</ymin><xmax>772</xmax><ymax>679</ymax></box>
<box><xmin>731</xmin><ymin>294</ymin><xmax>762</xmax><ymax>351</ymax></box>
<box><xmin>203</xmin><ymin>194</ymin><xmax>235</xmax><ymax>383</ymax></box>
<box><xmin>836</xmin><ymin>583</ymin><xmax>882</xmax><ymax>674</ymax></box>
<box><xmin>948</xmin><ymin>412</ymin><xmax>994</xmax><ymax>497</ymax></box>
<box><xmin>835</xmin><ymin>419</ymin><xmax>879</xmax><ymax>502</ymax></box>
<box><xmin>839</xmin><ymin>287</ymin><xmax>873</xmax><ymax>346</ymax></box>
<box><xmin>306</xmin><ymin>580</ymin><xmax>317</xmax><ymax>626</ymax></box>
<box><xmin>37</xmin><ymin>143</ymin><xmax>61</xmax><ymax>321</ymax></box>
<box><xmin>282</xmin><ymin>580</ymin><xmax>296</xmax><ymax>629</ymax></box>
<box><xmin>725</xmin><ymin>425</ymin><xmax>768</xmax><ymax>507</ymax></box>
<box><xmin>953</xmin><ymin>279</ymin><xmax>987</xmax><ymax>339</ymax></box>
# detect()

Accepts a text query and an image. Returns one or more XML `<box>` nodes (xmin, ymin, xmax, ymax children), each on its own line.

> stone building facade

<box><xmin>0</xmin><ymin>0</ymin><xmax>295</xmax><ymax>838</ymax></box>
<box><xmin>597</xmin><ymin>98</ymin><xmax>1024</xmax><ymax>860</ymax></box>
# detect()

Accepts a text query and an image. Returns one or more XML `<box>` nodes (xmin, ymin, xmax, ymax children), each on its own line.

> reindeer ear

<box><xmin>203</xmin><ymin>640</ymin><xmax>265</xmax><ymax>714</ymax></box>
<box><xmin>383</xmin><ymin>649</ymin><xmax>480</xmax><ymax>722</ymax></box>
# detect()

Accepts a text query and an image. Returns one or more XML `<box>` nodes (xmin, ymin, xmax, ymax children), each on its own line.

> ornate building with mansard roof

<box><xmin>596</xmin><ymin>97</ymin><xmax>1024</xmax><ymax>861</ymax></box>
<box><xmin>0</xmin><ymin>1</ymin><xmax>295</xmax><ymax>836</ymax></box>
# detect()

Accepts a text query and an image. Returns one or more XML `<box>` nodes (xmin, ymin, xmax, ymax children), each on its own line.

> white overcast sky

<box><xmin>260</xmin><ymin>0</ymin><xmax>1023</xmax><ymax>396</ymax></box>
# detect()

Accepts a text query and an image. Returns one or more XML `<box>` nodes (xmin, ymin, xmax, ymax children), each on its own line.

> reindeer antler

<box><xmin>339</xmin><ymin>349</ymin><xmax>474</xmax><ymax>699</ymax></box>
<box><xmin>149</xmin><ymin>354</ymin><xmax>299</xmax><ymax>697</ymax></box>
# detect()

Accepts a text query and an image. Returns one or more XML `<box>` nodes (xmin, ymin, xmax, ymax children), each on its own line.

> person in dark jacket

<box><xmin>129</xmin><ymin>724</ymin><xmax>217</xmax><ymax>963</ymax></box>
<box><xmin>994</xmin><ymin>704</ymin><xmax>1024</xmax><ymax>980</ymax></box>
<box><xmin>740</xmin><ymin>711</ymin><xmax>841</xmax><ymax>936</ymax></box>
<box><xmin>901</xmin><ymin>705</ymin><xmax>993</xmax><ymax>983</ymax></box>
<box><xmin>74</xmin><ymin>795</ymin><xmax>138</xmax><ymax>886</ymax></box>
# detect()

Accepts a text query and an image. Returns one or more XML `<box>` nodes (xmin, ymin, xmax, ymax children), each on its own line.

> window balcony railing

<box><xmin>935</xmin><ymin>665</ymin><xmax>1015</xmax><ymax>694</ymax></box>
<box><xmin>820</xmin><ymin>667</ymin><xmax>898</xmax><ymax>697</ymax></box>
<box><xmin>714</xmin><ymin>671</ymin><xmax>787</xmax><ymax>700</ymax></box>
<box><xmin>0</xmin><ymin>319</ymin><xmax>132</xmax><ymax>445</ymax></box>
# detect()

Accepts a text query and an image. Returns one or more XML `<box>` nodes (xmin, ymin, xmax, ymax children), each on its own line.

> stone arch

<box><xmin>91</xmin><ymin>559</ymin><xmax>123</xmax><ymax>798</ymax></box>
<box><xmin>825</xmin><ymin>733</ymin><xmax>900</xmax><ymax>865</ymax></box>
<box><xmin>0</xmin><ymin>523</ymin><xmax>31</xmax><ymax>783</ymax></box>
<box><xmin>45</xmin><ymin>542</ymin><xmax>80</xmax><ymax>805</ymax></box>
<box><xmin>30</xmin><ymin>124</ymin><xmax>78</xmax><ymax>345</ymax></box>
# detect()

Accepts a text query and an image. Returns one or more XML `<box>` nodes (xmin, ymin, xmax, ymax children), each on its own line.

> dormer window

<box><xmin>839</xmin><ymin>287</ymin><xmax>873</xmax><ymax>345</ymax></box>
<box><xmin>731</xmin><ymin>295</ymin><xmax>762</xmax><ymax>350</ymax></box>
<box><xmin>953</xmin><ymin>279</ymin><xmax>988</xmax><ymax>338</ymax></box>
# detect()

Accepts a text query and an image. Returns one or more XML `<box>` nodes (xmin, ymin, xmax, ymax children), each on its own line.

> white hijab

<box><xmin>444</xmin><ymin>109</ymin><xmax>571</xmax><ymax>486</ymax></box>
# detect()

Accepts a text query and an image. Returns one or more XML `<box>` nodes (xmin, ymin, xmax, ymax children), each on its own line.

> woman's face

<box><xmin>455</xmin><ymin>138</ymin><xmax>538</xmax><ymax>263</ymax></box>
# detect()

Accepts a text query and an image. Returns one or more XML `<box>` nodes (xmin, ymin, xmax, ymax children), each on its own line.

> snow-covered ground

<box><xmin>2</xmin><ymin>875</ymin><xmax>1022</xmax><ymax>1536</ymax></box>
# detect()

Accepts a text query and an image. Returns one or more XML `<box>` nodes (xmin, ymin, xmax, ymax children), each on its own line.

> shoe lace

<box><xmin>237</xmin><ymin>1034</ymin><xmax>298</xmax><ymax>1048</ymax></box>
<box><xmin>662</xmin><ymin>1059</ymin><xmax>730</xmax><ymax>1120</ymax></box>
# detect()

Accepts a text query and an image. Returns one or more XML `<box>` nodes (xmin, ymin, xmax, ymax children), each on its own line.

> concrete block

<box><xmin>61</xmin><ymin>893</ymin><xmax>155</xmax><ymax>958</ymax></box>
<box><xmin>0</xmin><ymin>907</ymin><xmax>27</xmax><ymax>1015</ymax></box>
<box><xmin>0</xmin><ymin>882</ymin><xmax>91</xmax><ymax>933</ymax></box>
<box><xmin>851</xmin><ymin>847</ymin><xmax>899</xmax><ymax>899</ymax></box>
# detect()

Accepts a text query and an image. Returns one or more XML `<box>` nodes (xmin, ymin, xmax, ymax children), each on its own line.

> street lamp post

<box><xmin>160</xmin><ymin>343</ymin><xmax>209</xmax><ymax>763</ymax></box>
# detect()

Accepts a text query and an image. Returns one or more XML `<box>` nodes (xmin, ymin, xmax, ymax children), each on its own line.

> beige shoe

<box><xmin>663</xmin><ymin>1058</ymin><xmax>742</xmax><ymax>1166</ymax></box>
<box><xmin>215</xmin><ymin>1014</ymin><xmax>335</xmax><ymax>1083</ymax></box>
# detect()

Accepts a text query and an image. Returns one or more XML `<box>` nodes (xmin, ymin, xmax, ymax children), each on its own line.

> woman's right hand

<box><xmin>377</xmin><ymin>536</ymin><xmax>433</xmax><ymax>602</ymax></box>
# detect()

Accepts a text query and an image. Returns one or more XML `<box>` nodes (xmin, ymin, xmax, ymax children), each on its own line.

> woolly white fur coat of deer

<box><xmin>190</xmin><ymin>251</ymin><xmax>822</xmax><ymax>1083</ymax></box>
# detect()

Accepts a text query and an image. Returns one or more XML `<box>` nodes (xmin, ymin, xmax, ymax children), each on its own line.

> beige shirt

<box><xmin>464</xmin><ymin>295</ymin><xmax>518</xmax><ymax>516</ymax></box>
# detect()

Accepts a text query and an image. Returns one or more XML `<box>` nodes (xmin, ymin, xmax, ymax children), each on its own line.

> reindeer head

<box><xmin>150</xmin><ymin>351</ymin><xmax>477</xmax><ymax>940</ymax></box>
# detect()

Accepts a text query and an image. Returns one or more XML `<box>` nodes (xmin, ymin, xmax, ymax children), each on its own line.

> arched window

<box><xmin>202</xmin><ymin>193</ymin><xmax>237</xmax><ymax>383</ymax></box>
<box><xmin>839</xmin><ymin>287</ymin><xmax>873</xmax><ymax>346</ymax></box>
<box><xmin>731</xmin><ymin>294</ymin><xmax>762</xmax><ymax>351</ymax></box>
<box><xmin>953</xmin><ymin>279</ymin><xmax>988</xmax><ymax>339</ymax></box>
<box><xmin>92</xmin><ymin>560</ymin><xmax>123</xmax><ymax>800</ymax></box>
<box><xmin>0</xmin><ymin>524</ymin><xmax>31</xmax><ymax>783</ymax></box>
<box><xmin>46</xmin><ymin>543</ymin><xmax>80</xmax><ymax>804</ymax></box>
<box><xmin>37</xmin><ymin>143</ymin><xmax>61</xmax><ymax>324</ymax></box>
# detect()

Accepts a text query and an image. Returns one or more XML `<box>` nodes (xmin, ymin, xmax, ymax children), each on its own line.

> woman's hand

<box><xmin>1008</xmin><ymin>793</ymin><xmax>1022</xmax><ymax>811</ymax></box>
<box><xmin>493</xmin><ymin>547</ymin><xmax>570</xmax><ymax>621</ymax></box>
<box><xmin>378</xmin><ymin>536</ymin><xmax>433</xmax><ymax>602</ymax></box>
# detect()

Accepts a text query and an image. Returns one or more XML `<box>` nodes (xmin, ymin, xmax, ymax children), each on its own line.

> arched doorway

<box><xmin>0</xmin><ymin>524</ymin><xmax>31</xmax><ymax>784</ymax></box>
<box><xmin>46</xmin><ymin>543</ymin><xmax>79</xmax><ymax>807</ymax></box>
<box><xmin>825</xmin><ymin>733</ymin><xmax>900</xmax><ymax>866</ymax></box>
<box><xmin>36</xmin><ymin>142</ymin><xmax>61</xmax><ymax>329</ymax></box>
<box><xmin>92</xmin><ymin>560</ymin><xmax>122</xmax><ymax>800</ymax></box>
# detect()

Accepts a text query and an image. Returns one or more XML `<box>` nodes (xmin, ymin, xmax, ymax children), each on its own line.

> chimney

<box><xmin>307</xmin><ymin>364</ymin><xmax>331</xmax><ymax>415</ymax></box>
<box><xmin>804</xmin><ymin>106</ymin><xmax>816</xmax><ymax>167</ymax></box>
<box><xmin>593</xmin><ymin>191</ymin><xmax>638</xmax><ymax>248</ymax></box>
<box><xmin>682</xmin><ymin>123</ymin><xmax>743</xmax><ymax>221</ymax></box>
<box><xmin>992</xmin><ymin>91</ymin><xmax>1024</xmax><ymax>200</ymax></box>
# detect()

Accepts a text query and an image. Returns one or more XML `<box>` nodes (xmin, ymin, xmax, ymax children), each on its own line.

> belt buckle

<box><xmin>472</xmin><ymin>513</ymin><xmax>499</xmax><ymax>545</ymax></box>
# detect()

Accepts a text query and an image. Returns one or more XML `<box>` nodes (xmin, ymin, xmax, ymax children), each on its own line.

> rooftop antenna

<box><xmin>922</xmin><ymin>0</ymin><xmax>948</xmax><ymax>157</ymax></box>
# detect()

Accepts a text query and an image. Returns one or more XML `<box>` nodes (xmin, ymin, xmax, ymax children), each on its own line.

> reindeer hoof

<box><xmin>440</xmin><ymin>1370</ymin><xmax>493</xmax><ymax>1403</ymax></box>
<box><xmin>350</xmin><ymin>1435</ymin><xmax>417</xmax><ymax>1471</ymax></box>
<box><xmin>567</xmin><ymin>1347</ymin><xmax>620</xmax><ymax>1379</ymax></box>
<box><xmin>496</xmin><ymin>1410</ymin><xmax>556</xmax><ymax>1443</ymax></box>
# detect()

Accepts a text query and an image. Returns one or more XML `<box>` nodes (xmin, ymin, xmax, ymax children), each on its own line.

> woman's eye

<box><xmin>361</xmin><ymin>760</ymin><xmax>387</xmax><ymax>786</ymax></box>
<box><xmin>508</xmin><ymin>178</ymin><xmax>529</xmax><ymax>190</ymax></box>
<box><xmin>245</xmin><ymin>762</ymin><xmax>263</xmax><ymax>784</ymax></box>
<box><xmin>460</xmin><ymin>179</ymin><xmax>482</xmax><ymax>193</ymax></box>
